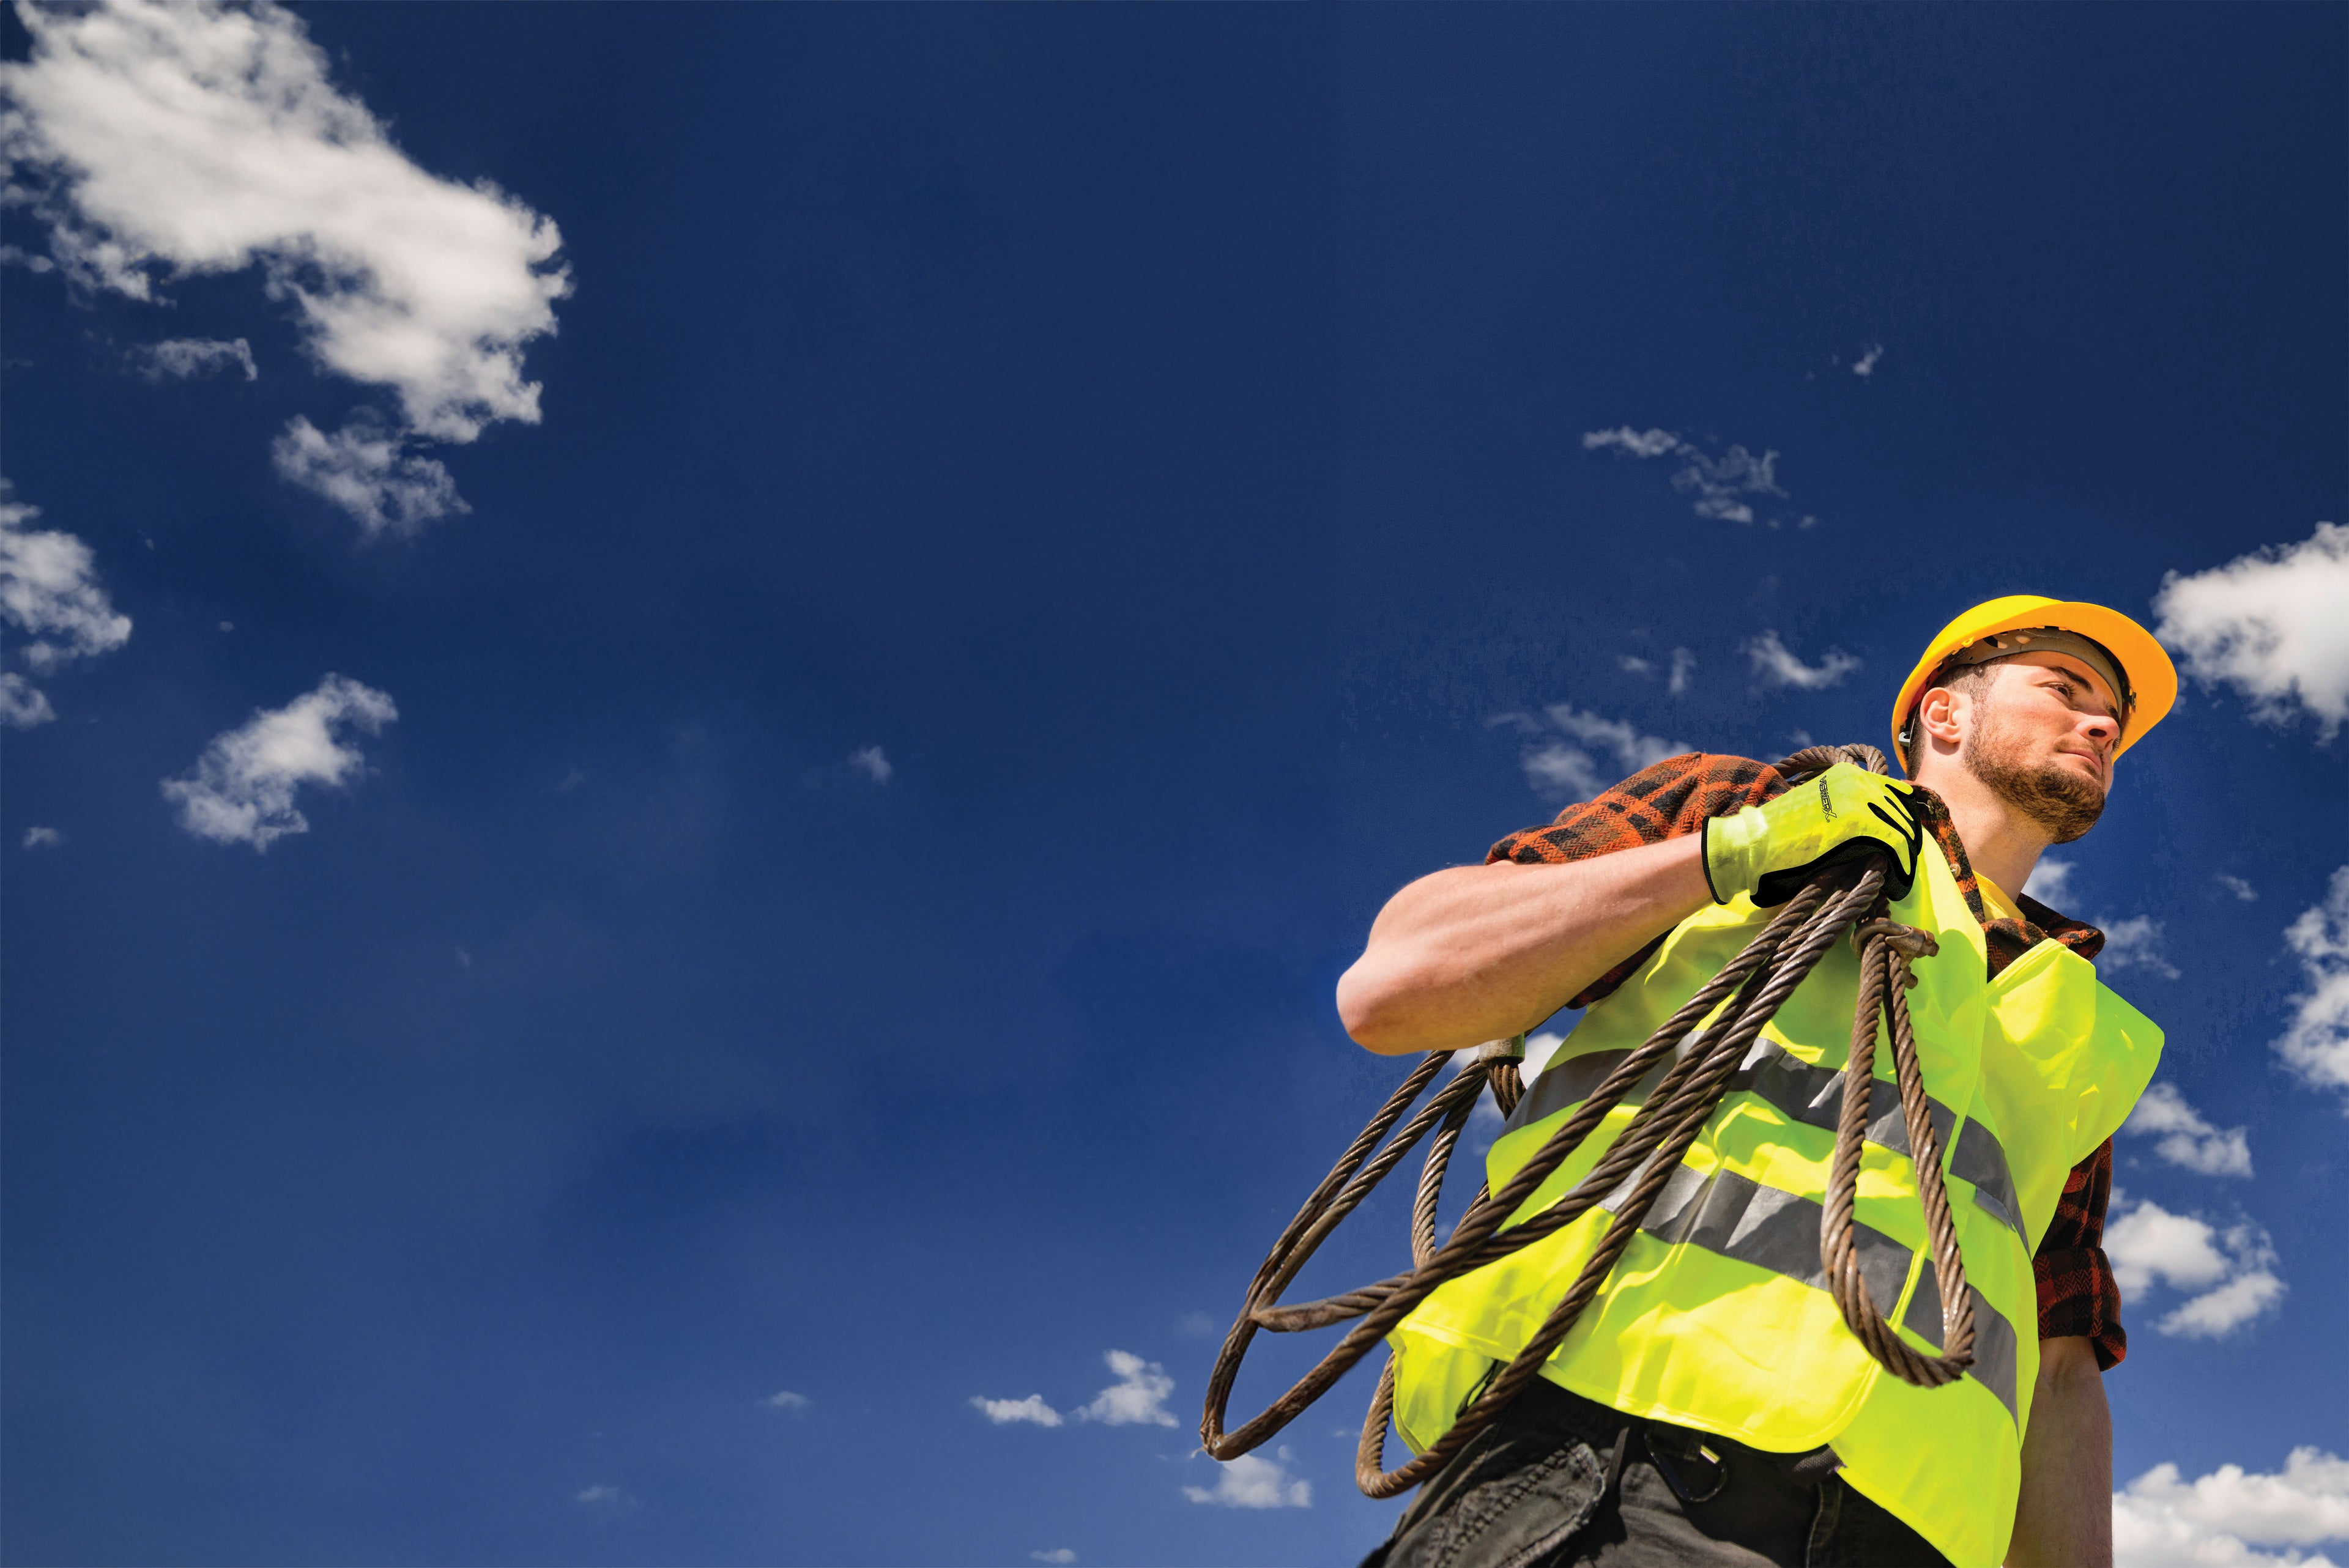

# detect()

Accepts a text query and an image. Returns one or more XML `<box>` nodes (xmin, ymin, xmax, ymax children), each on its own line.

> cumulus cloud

<box><xmin>2218</xmin><ymin>874</ymin><xmax>2260</xmax><ymax>903</ymax></box>
<box><xmin>2106</xmin><ymin>1199</ymin><xmax>2285</xmax><ymax>1339</ymax></box>
<box><xmin>2153</xmin><ymin>522</ymin><xmax>2349</xmax><ymax>739</ymax></box>
<box><xmin>2115</xmin><ymin>1448</ymin><xmax>2349</xmax><ymax>1568</ymax></box>
<box><xmin>136</xmin><ymin>335</ymin><xmax>255</xmax><ymax>380</ymax></box>
<box><xmin>1743</xmin><ymin>630</ymin><xmax>1861</xmax><ymax>690</ymax></box>
<box><xmin>1581</xmin><ymin>427</ymin><xmax>1793</xmax><ymax>526</ymax></box>
<box><xmin>2023</xmin><ymin>857</ymin><xmax>2076</xmax><ymax>906</ymax></box>
<box><xmin>272</xmin><ymin>414</ymin><xmax>469</xmax><ymax>539</ymax></box>
<box><xmin>22</xmin><ymin>826</ymin><xmax>63</xmax><ymax>848</ymax></box>
<box><xmin>848</xmin><ymin>745</ymin><xmax>892</xmax><ymax>783</ymax></box>
<box><xmin>1499</xmin><ymin>704</ymin><xmax>1690</xmax><ymax>803</ymax></box>
<box><xmin>160</xmin><ymin>673</ymin><xmax>398</xmax><ymax>849</ymax></box>
<box><xmin>1077</xmin><ymin>1350</ymin><xmax>1176</xmax><ymax>1427</ymax></box>
<box><xmin>1619</xmin><ymin>647</ymin><xmax>1696</xmax><ymax>695</ymax></box>
<box><xmin>760</xmin><ymin>1389</ymin><xmax>811</xmax><ymax>1413</ymax></box>
<box><xmin>2123</xmin><ymin>1082</ymin><xmax>2253</xmax><ymax>1178</ymax></box>
<box><xmin>1183</xmin><ymin>1452</ymin><xmax>1312</xmax><ymax>1509</ymax></box>
<box><xmin>2276</xmin><ymin>867</ymin><xmax>2349</xmax><ymax>1109</ymax></box>
<box><xmin>2098</xmin><ymin>915</ymin><xmax>2182</xmax><ymax>981</ymax></box>
<box><xmin>1</xmin><ymin>484</ymin><xmax>133</xmax><ymax>673</ymax></box>
<box><xmin>1850</xmin><ymin>343</ymin><xmax>1884</xmax><ymax>377</ymax></box>
<box><xmin>0</xmin><ymin>671</ymin><xmax>56</xmax><ymax>728</ymax></box>
<box><xmin>2</xmin><ymin>0</ymin><xmax>570</xmax><ymax>442</ymax></box>
<box><xmin>971</xmin><ymin>1394</ymin><xmax>1063</xmax><ymax>1428</ymax></box>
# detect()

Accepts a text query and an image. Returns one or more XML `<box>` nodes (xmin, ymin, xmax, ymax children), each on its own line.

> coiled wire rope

<box><xmin>1199</xmin><ymin>744</ymin><xmax>1978</xmax><ymax>1500</ymax></box>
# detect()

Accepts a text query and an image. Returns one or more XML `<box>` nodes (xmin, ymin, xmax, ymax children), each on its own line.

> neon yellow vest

<box><xmin>1388</xmin><ymin>843</ymin><xmax>2161</xmax><ymax>1568</ymax></box>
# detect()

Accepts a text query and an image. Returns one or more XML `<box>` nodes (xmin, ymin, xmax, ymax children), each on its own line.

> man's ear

<box><xmin>1916</xmin><ymin>686</ymin><xmax>1966</xmax><ymax>750</ymax></box>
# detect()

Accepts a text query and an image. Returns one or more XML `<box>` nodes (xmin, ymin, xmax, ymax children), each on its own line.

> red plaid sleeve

<box><xmin>2034</xmin><ymin>1139</ymin><xmax>2126</xmax><ymax>1367</ymax></box>
<box><xmin>1485</xmin><ymin>752</ymin><xmax>1787</xmax><ymax>1008</ymax></box>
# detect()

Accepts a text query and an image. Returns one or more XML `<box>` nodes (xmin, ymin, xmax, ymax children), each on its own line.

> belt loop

<box><xmin>1601</xmin><ymin>1421</ymin><xmax>1639</xmax><ymax>1504</ymax></box>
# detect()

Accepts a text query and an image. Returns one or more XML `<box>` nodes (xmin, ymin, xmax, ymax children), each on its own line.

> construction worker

<box><xmin>1337</xmin><ymin>599</ymin><xmax>2173</xmax><ymax>1568</ymax></box>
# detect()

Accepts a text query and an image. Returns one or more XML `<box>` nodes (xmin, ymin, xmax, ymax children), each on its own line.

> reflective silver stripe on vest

<box><xmin>1512</xmin><ymin>1040</ymin><xmax>2029</xmax><ymax>1248</ymax></box>
<box><xmin>1600</xmin><ymin>1161</ymin><xmax>1911</xmax><ymax>1321</ymax></box>
<box><xmin>1901</xmin><ymin>1260</ymin><xmax>2022</xmax><ymax>1422</ymax></box>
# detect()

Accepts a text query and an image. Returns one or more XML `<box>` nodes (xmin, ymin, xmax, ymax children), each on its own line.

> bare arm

<box><xmin>1335</xmin><ymin>834</ymin><xmax>1714</xmax><ymax>1056</ymax></box>
<box><xmin>2006</xmin><ymin>1337</ymin><xmax>2112</xmax><ymax>1567</ymax></box>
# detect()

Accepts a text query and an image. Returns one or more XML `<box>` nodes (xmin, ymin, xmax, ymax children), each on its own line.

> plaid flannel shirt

<box><xmin>1488</xmin><ymin>752</ymin><xmax>2128</xmax><ymax>1369</ymax></box>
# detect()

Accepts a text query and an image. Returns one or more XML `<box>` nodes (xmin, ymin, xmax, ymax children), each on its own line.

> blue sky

<box><xmin>3</xmin><ymin>4</ymin><xmax>2345</xmax><ymax>1565</ymax></box>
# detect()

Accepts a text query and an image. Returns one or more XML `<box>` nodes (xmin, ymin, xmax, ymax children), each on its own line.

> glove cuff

<box><xmin>1701</xmin><ymin>807</ymin><xmax>1768</xmax><ymax>905</ymax></box>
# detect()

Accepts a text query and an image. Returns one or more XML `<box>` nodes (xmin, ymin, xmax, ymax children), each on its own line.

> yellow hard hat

<box><xmin>1890</xmin><ymin>596</ymin><xmax>2177</xmax><ymax>773</ymax></box>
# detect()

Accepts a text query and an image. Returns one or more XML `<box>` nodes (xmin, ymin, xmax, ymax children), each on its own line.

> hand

<box><xmin>1701</xmin><ymin>763</ymin><xmax>1925</xmax><ymax>907</ymax></box>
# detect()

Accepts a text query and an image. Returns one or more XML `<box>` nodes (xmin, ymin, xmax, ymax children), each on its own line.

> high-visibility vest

<box><xmin>1388</xmin><ymin>841</ymin><xmax>2162</xmax><ymax>1568</ymax></box>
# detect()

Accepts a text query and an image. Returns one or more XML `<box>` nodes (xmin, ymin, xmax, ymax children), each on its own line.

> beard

<box><xmin>1963</xmin><ymin>708</ymin><xmax>2107</xmax><ymax>845</ymax></box>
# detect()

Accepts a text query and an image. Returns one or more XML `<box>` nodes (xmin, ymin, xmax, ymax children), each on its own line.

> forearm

<box><xmin>1335</xmin><ymin>835</ymin><xmax>1713</xmax><ymax>1055</ymax></box>
<box><xmin>2006</xmin><ymin>1337</ymin><xmax>2112</xmax><ymax>1567</ymax></box>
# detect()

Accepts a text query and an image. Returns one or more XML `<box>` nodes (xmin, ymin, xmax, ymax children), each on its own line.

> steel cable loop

<box><xmin>1819</xmin><ymin>912</ymin><xmax>1977</xmax><ymax>1385</ymax></box>
<box><xmin>1203</xmin><ymin>743</ymin><xmax>1979</xmax><ymax>1495</ymax></box>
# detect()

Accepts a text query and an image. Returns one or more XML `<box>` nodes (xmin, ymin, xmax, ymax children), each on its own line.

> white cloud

<box><xmin>1183</xmin><ymin>1452</ymin><xmax>1311</xmax><ymax>1509</ymax></box>
<box><xmin>848</xmin><ymin>745</ymin><xmax>892</xmax><ymax>783</ymax></box>
<box><xmin>573</xmin><ymin>1482</ymin><xmax>637</xmax><ymax>1512</ymax></box>
<box><xmin>2116</xmin><ymin>1448</ymin><xmax>2349</xmax><ymax>1568</ymax></box>
<box><xmin>2276</xmin><ymin>867</ymin><xmax>2349</xmax><ymax>1109</ymax></box>
<box><xmin>2106</xmin><ymin>1199</ymin><xmax>2286</xmax><ymax>1340</ymax></box>
<box><xmin>2153</xmin><ymin>522</ymin><xmax>2349</xmax><ymax>739</ymax></box>
<box><xmin>160</xmin><ymin>673</ymin><xmax>398</xmax><ymax>849</ymax></box>
<box><xmin>1617</xmin><ymin>654</ymin><xmax>1652</xmax><ymax>676</ymax></box>
<box><xmin>2219</xmin><ymin>874</ymin><xmax>2260</xmax><ymax>903</ymax></box>
<box><xmin>0</xmin><ymin>671</ymin><xmax>57</xmax><ymax>728</ymax></box>
<box><xmin>136</xmin><ymin>335</ymin><xmax>255</xmax><ymax>380</ymax></box>
<box><xmin>760</xmin><ymin>1389</ymin><xmax>810</xmax><ymax>1413</ymax></box>
<box><xmin>22</xmin><ymin>826</ymin><xmax>63</xmax><ymax>848</ymax></box>
<box><xmin>971</xmin><ymin>1394</ymin><xmax>1063</xmax><ymax>1428</ymax></box>
<box><xmin>1743</xmin><ymin>630</ymin><xmax>1861</xmax><ymax>690</ymax></box>
<box><xmin>272</xmin><ymin>414</ymin><xmax>469</xmax><ymax>538</ymax></box>
<box><xmin>1</xmin><ymin>485</ymin><xmax>133</xmax><ymax>673</ymax></box>
<box><xmin>2023</xmin><ymin>857</ymin><xmax>2076</xmax><ymax>906</ymax></box>
<box><xmin>1077</xmin><ymin>1350</ymin><xmax>1176</xmax><ymax>1427</ymax></box>
<box><xmin>1851</xmin><ymin>343</ymin><xmax>1884</xmax><ymax>377</ymax></box>
<box><xmin>2</xmin><ymin>0</ymin><xmax>570</xmax><ymax>444</ymax></box>
<box><xmin>2123</xmin><ymin>1082</ymin><xmax>2253</xmax><ymax>1178</ymax></box>
<box><xmin>1032</xmin><ymin>1552</ymin><xmax>1077</xmax><ymax>1565</ymax></box>
<box><xmin>2099</xmin><ymin>915</ymin><xmax>2183</xmax><ymax>981</ymax></box>
<box><xmin>1669</xmin><ymin>647</ymin><xmax>1696</xmax><ymax>695</ymax></box>
<box><xmin>1507</xmin><ymin>703</ymin><xmax>1690</xmax><ymax>803</ymax></box>
<box><xmin>1581</xmin><ymin>427</ymin><xmax>1790</xmax><ymax>526</ymax></box>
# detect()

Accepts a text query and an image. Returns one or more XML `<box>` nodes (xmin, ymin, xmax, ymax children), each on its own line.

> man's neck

<box><xmin>1914</xmin><ymin>761</ymin><xmax>2054</xmax><ymax>901</ymax></box>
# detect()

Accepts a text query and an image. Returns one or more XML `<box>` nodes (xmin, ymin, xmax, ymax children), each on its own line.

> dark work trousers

<box><xmin>1360</xmin><ymin>1380</ymin><xmax>1954</xmax><ymax>1568</ymax></box>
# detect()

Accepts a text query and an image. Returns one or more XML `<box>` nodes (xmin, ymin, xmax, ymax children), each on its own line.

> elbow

<box><xmin>1335</xmin><ymin>956</ymin><xmax>1422</xmax><ymax>1056</ymax></box>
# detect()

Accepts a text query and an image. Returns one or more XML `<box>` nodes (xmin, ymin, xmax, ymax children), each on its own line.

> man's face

<box><xmin>1959</xmin><ymin>653</ymin><xmax>2123</xmax><ymax>844</ymax></box>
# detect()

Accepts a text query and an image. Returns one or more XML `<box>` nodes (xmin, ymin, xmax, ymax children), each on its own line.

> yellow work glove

<box><xmin>1701</xmin><ymin>763</ymin><xmax>1926</xmax><ymax>908</ymax></box>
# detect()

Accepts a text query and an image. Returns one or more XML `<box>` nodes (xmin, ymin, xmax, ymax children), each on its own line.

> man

<box><xmin>1338</xmin><ymin>598</ymin><xmax>2174</xmax><ymax>1568</ymax></box>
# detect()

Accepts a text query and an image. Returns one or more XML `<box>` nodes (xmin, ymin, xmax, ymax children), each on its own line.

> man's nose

<box><xmin>2082</xmin><ymin>709</ymin><xmax>2120</xmax><ymax>753</ymax></box>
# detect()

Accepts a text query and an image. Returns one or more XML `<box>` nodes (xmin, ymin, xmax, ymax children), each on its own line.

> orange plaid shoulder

<box><xmin>1486</xmin><ymin>752</ymin><xmax>1787</xmax><ymax>867</ymax></box>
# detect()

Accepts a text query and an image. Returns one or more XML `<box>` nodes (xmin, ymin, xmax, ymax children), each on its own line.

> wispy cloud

<box><xmin>1497</xmin><ymin>704</ymin><xmax>1689</xmax><ymax>803</ymax></box>
<box><xmin>2022</xmin><ymin>857</ymin><xmax>2076</xmax><ymax>906</ymax></box>
<box><xmin>2153</xmin><ymin>522</ymin><xmax>2349</xmax><ymax>740</ymax></box>
<box><xmin>2</xmin><ymin>0</ymin><xmax>570</xmax><ymax>531</ymax></box>
<box><xmin>1076</xmin><ymin>1350</ymin><xmax>1176</xmax><ymax>1427</ymax></box>
<box><xmin>136</xmin><ymin>336</ymin><xmax>256</xmax><ymax>381</ymax></box>
<box><xmin>2106</xmin><ymin>1199</ymin><xmax>2285</xmax><ymax>1339</ymax></box>
<box><xmin>2123</xmin><ymin>1082</ymin><xmax>2252</xmax><ymax>1178</ymax></box>
<box><xmin>2113</xmin><ymin>1447</ymin><xmax>2349</xmax><ymax>1568</ymax></box>
<box><xmin>2097</xmin><ymin>915</ymin><xmax>2181</xmax><ymax>981</ymax></box>
<box><xmin>161</xmin><ymin>674</ymin><xmax>398</xmax><ymax>849</ymax></box>
<box><xmin>761</xmin><ymin>1389</ymin><xmax>811</xmax><ymax>1413</ymax></box>
<box><xmin>2217</xmin><ymin>874</ymin><xmax>2259</xmax><ymax>903</ymax></box>
<box><xmin>1182</xmin><ymin>1451</ymin><xmax>1311</xmax><ymax>1509</ymax></box>
<box><xmin>21</xmin><ymin>826</ymin><xmax>63</xmax><ymax>849</ymax></box>
<box><xmin>1582</xmin><ymin>427</ymin><xmax>1811</xmax><ymax>527</ymax></box>
<box><xmin>0</xmin><ymin>481</ymin><xmax>133</xmax><ymax>724</ymax></box>
<box><xmin>272</xmin><ymin>415</ymin><xmax>469</xmax><ymax>539</ymax></box>
<box><xmin>1619</xmin><ymin>648</ymin><xmax>1696</xmax><ymax>695</ymax></box>
<box><xmin>1743</xmin><ymin>630</ymin><xmax>1861</xmax><ymax>690</ymax></box>
<box><xmin>848</xmin><ymin>745</ymin><xmax>892</xmax><ymax>784</ymax></box>
<box><xmin>2276</xmin><ymin>865</ymin><xmax>2349</xmax><ymax>1111</ymax></box>
<box><xmin>1031</xmin><ymin>1551</ymin><xmax>1077</xmax><ymax>1564</ymax></box>
<box><xmin>971</xmin><ymin>1394</ymin><xmax>1063</xmax><ymax>1427</ymax></box>
<box><xmin>574</xmin><ymin>1483</ymin><xmax>637</xmax><ymax>1512</ymax></box>
<box><xmin>1850</xmin><ymin>344</ymin><xmax>1885</xmax><ymax>378</ymax></box>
